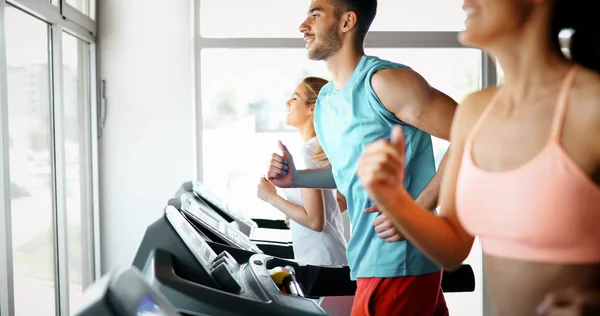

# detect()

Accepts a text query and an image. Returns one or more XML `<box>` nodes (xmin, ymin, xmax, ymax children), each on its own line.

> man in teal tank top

<box><xmin>266</xmin><ymin>0</ymin><xmax>458</xmax><ymax>314</ymax></box>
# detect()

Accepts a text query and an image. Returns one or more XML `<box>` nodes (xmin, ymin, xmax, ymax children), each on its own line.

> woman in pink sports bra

<box><xmin>356</xmin><ymin>0</ymin><xmax>600</xmax><ymax>315</ymax></box>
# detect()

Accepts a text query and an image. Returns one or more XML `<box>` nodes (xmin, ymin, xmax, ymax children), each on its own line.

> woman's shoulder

<box><xmin>300</xmin><ymin>139</ymin><xmax>324</xmax><ymax>168</ymax></box>
<box><xmin>449</xmin><ymin>86</ymin><xmax>501</xmax><ymax>143</ymax></box>
<box><xmin>570</xmin><ymin>67</ymin><xmax>600</xmax><ymax>156</ymax></box>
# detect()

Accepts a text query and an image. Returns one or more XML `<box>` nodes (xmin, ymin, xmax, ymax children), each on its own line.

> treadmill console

<box><xmin>73</xmin><ymin>266</ymin><xmax>181</xmax><ymax>316</ymax></box>
<box><xmin>179</xmin><ymin>181</ymin><xmax>258</xmax><ymax>237</ymax></box>
<box><xmin>172</xmin><ymin>194</ymin><xmax>263</xmax><ymax>254</ymax></box>
<box><xmin>148</xmin><ymin>206</ymin><xmax>327</xmax><ymax>316</ymax></box>
<box><xmin>165</xmin><ymin>206</ymin><xmax>244</xmax><ymax>293</ymax></box>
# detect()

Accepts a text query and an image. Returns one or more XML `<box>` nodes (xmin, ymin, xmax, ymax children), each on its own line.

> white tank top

<box><xmin>281</xmin><ymin>137</ymin><xmax>348</xmax><ymax>266</ymax></box>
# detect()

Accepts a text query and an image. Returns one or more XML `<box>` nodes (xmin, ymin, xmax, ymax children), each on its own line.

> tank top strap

<box><xmin>550</xmin><ymin>65</ymin><xmax>579</xmax><ymax>141</ymax></box>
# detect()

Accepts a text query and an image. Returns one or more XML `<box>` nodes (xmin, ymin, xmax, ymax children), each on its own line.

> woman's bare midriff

<box><xmin>483</xmin><ymin>254</ymin><xmax>600</xmax><ymax>316</ymax></box>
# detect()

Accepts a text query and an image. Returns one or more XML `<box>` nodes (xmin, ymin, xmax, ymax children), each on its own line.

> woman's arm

<box><xmin>257</xmin><ymin>177</ymin><xmax>326</xmax><ymax>232</ymax></box>
<box><xmin>267</xmin><ymin>188</ymin><xmax>326</xmax><ymax>232</ymax></box>
<box><xmin>358</xmin><ymin>89</ymin><xmax>495</xmax><ymax>270</ymax></box>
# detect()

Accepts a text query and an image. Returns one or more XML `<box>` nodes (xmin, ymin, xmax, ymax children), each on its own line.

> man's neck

<box><xmin>325</xmin><ymin>46</ymin><xmax>365</xmax><ymax>90</ymax></box>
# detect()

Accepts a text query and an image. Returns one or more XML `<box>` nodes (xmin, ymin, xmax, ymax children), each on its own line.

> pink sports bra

<box><xmin>456</xmin><ymin>66</ymin><xmax>600</xmax><ymax>263</ymax></box>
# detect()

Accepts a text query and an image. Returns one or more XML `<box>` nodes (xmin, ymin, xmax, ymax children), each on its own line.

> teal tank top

<box><xmin>314</xmin><ymin>55</ymin><xmax>441</xmax><ymax>280</ymax></box>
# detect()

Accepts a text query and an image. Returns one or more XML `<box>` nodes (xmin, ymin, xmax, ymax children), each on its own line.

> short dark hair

<box><xmin>331</xmin><ymin>0</ymin><xmax>377</xmax><ymax>41</ymax></box>
<box><xmin>551</xmin><ymin>0</ymin><xmax>600</xmax><ymax>73</ymax></box>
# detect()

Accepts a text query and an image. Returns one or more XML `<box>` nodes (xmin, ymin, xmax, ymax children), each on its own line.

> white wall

<box><xmin>97</xmin><ymin>0</ymin><xmax>195</xmax><ymax>273</ymax></box>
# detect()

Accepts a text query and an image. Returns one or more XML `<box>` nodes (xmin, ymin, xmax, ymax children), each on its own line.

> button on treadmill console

<box><xmin>210</xmin><ymin>262</ymin><xmax>242</xmax><ymax>294</ymax></box>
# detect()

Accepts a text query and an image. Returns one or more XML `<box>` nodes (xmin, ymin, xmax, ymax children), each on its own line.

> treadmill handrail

<box><xmin>250</xmin><ymin>239</ymin><xmax>293</xmax><ymax>246</ymax></box>
<box><xmin>251</xmin><ymin>219</ymin><xmax>289</xmax><ymax>230</ymax></box>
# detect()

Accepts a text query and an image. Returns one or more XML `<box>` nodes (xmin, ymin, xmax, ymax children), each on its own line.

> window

<box><xmin>201</xmin><ymin>47</ymin><xmax>482</xmax><ymax>314</ymax></box>
<box><xmin>367</xmin><ymin>48</ymin><xmax>480</xmax><ymax>166</ymax></box>
<box><xmin>200</xmin><ymin>49</ymin><xmax>327</xmax><ymax>219</ymax></box>
<box><xmin>497</xmin><ymin>60</ymin><xmax>504</xmax><ymax>85</ymax></box>
<box><xmin>65</xmin><ymin>0</ymin><xmax>95</xmax><ymax>19</ymax></box>
<box><xmin>201</xmin><ymin>48</ymin><xmax>480</xmax><ymax>214</ymax></box>
<box><xmin>200</xmin><ymin>0</ymin><xmax>466</xmax><ymax>38</ymax></box>
<box><xmin>6</xmin><ymin>6</ymin><xmax>56</xmax><ymax>316</ymax></box>
<box><xmin>62</xmin><ymin>32</ymin><xmax>92</xmax><ymax>312</ymax></box>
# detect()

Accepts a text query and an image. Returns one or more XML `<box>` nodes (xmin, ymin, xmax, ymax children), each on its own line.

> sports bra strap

<box><xmin>550</xmin><ymin>66</ymin><xmax>579</xmax><ymax>141</ymax></box>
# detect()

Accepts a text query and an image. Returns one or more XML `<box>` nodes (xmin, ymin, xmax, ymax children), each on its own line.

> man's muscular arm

<box><xmin>371</xmin><ymin>68</ymin><xmax>457</xmax><ymax>211</ymax></box>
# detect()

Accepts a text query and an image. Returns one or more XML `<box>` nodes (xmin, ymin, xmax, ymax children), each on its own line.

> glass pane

<box><xmin>369</xmin><ymin>48</ymin><xmax>480</xmax><ymax>166</ymax></box>
<box><xmin>200</xmin><ymin>0</ymin><xmax>465</xmax><ymax>38</ymax></box>
<box><xmin>368</xmin><ymin>48</ymin><xmax>482</xmax><ymax>316</ymax></box>
<box><xmin>62</xmin><ymin>32</ymin><xmax>91</xmax><ymax>312</ymax></box>
<box><xmin>201</xmin><ymin>48</ymin><xmax>482</xmax><ymax>314</ymax></box>
<box><xmin>6</xmin><ymin>6</ymin><xmax>57</xmax><ymax>316</ymax></box>
<box><xmin>497</xmin><ymin>62</ymin><xmax>505</xmax><ymax>85</ymax></box>
<box><xmin>66</xmin><ymin>0</ymin><xmax>95</xmax><ymax>20</ymax></box>
<box><xmin>201</xmin><ymin>49</ymin><xmax>327</xmax><ymax>221</ymax></box>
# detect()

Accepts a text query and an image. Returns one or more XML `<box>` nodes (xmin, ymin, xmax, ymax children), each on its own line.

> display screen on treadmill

<box><xmin>194</xmin><ymin>183</ymin><xmax>247</xmax><ymax>221</ymax></box>
<box><xmin>180</xmin><ymin>220</ymin><xmax>216</xmax><ymax>267</ymax></box>
<box><xmin>226</xmin><ymin>225</ymin><xmax>253</xmax><ymax>249</ymax></box>
<box><xmin>194</xmin><ymin>183</ymin><xmax>227</xmax><ymax>210</ymax></box>
<box><xmin>187</xmin><ymin>199</ymin><xmax>221</xmax><ymax>230</ymax></box>
<box><xmin>136</xmin><ymin>295</ymin><xmax>165</xmax><ymax>316</ymax></box>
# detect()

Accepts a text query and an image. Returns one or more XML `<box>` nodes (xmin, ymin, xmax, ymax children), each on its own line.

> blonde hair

<box><xmin>301</xmin><ymin>77</ymin><xmax>330</xmax><ymax>165</ymax></box>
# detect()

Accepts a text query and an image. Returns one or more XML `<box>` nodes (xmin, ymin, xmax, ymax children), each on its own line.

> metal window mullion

<box><xmin>7</xmin><ymin>0</ymin><xmax>95</xmax><ymax>40</ymax></box>
<box><xmin>89</xmin><ymin>41</ymin><xmax>101</xmax><ymax>281</ymax></box>
<box><xmin>50</xmin><ymin>24</ymin><xmax>71</xmax><ymax>316</ymax></box>
<box><xmin>61</xmin><ymin>2</ymin><xmax>96</xmax><ymax>36</ymax></box>
<box><xmin>481</xmin><ymin>51</ymin><xmax>497</xmax><ymax>88</ymax></box>
<box><xmin>61</xmin><ymin>23</ymin><xmax>95</xmax><ymax>43</ymax></box>
<box><xmin>7</xmin><ymin>0</ymin><xmax>61</xmax><ymax>23</ymax></box>
<box><xmin>197</xmin><ymin>31</ymin><xmax>463</xmax><ymax>49</ymax></box>
<box><xmin>77</xmin><ymin>39</ymin><xmax>96</xmax><ymax>288</ymax></box>
<box><xmin>0</xmin><ymin>1</ymin><xmax>15</xmax><ymax>314</ymax></box>
<box><xmin>193</xmin><ymin>0</ymin><xmax>203</xmax><ymax>182</ymax></box>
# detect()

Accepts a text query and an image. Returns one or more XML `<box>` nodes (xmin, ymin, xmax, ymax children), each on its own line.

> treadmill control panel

<box><xmin>246</xmin><ymin>254</ymin><xmax>323</xmax><ymax>312</ymax></box>
<box><xmin>151</xmin><ymin>207</ymin><xmax>327</xmax><ymax>316</ymax></box>
<box><xmin>165</xmin><ymin>206</ymin><xmax>242</xmax><ymax>294</ymax></box>
<box><xmin>166</xmin><ymin>206</ymin><xmax>216</xmax><ymax>269</ymax></box>
<box><xmin>209</xmin><ymin>251</ymin><xmax>242</xmax><ymax>294</ymax></box>
<box><xmin>191</xmin><ymin>181</ymin><xmax>258</xmax><ymax>233</ymax></box>
<box><xmin>179</xmin><ymin>194</ymin><xmax>262</xmax><ymax>253</ymax></box>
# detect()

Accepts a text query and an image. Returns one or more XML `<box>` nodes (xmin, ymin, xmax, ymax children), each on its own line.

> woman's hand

<box><xmin>538</xmin><ymin>288</ymin><xmax>600</xmax><ymax>316</ymax></box>
<box><xmin>257</xmin><ymin>177</ymin><xmax>278</xmax><ymax>204</ymax></box>
<box><xmin>266</xmin><ymin>141</ymin><xmax>297</xmax><ymax>188</ymax></box>
<box><xmin>357</xmin><ymin>125</ymin><xmax>408</xmax><ymax>208</ymax></box>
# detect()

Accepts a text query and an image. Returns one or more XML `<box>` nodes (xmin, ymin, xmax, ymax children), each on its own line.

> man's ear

<box><xmin>340</xmin><ymin>11</ymin><xmax>358</xmax><ymax>33</ymax></box>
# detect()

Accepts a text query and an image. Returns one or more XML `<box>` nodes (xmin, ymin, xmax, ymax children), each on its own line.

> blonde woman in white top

<box><xmin>257</xmin><ymin>77</ymin><xmax>348</xmax><ymax>266</ymax></box>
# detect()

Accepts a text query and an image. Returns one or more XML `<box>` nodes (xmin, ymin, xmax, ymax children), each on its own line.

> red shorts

<box><xmin>351</xmin><ymin>271</ymin><xmax>448</xmax><ymax>316</ymax></box>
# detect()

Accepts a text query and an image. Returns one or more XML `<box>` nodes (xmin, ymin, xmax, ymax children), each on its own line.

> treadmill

<box><xmin>133</xmin><ymin>204</ymin><xmax>476</xmax><ymax>315</ymax></box>
<box><xmin>168</xmin><ymin>185</ymin><xmax>475</xmax><ymax>292</ymax></box>
<box><xmin>137</xmin><ymin>205</ymin><xmax>332</xmax><ymax>315</ymax></box>
<box><xmin>175</xmin><ymin>181</ymin><xmax>294</xmax><ymax>258</ymax></box>
<box><xmin>166</xmin><ymin>193</ymin><xmax>263</xmax><ymax>254</ymax></box>
<box><xmin>72</xmin><ymin>266</ymin><xmax>188</xmax><ymax>316</ymax></box>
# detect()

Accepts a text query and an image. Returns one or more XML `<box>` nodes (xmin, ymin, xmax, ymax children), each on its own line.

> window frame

<box><xmin>193</xmin><ymin>1</ymin><xmax>497</xmax><ymax>315</ymax></box>
<box><xmin>61</xmin><ymin>0</ymin><xmax>95</xmax><ymax>32</ymax></box>
<box><xmin>7</xmin><ymin>0</ymin><xmax>96</xmax><ymax>37</ymax></box>
<box><xmin>193</xmin><ymin>0</ymin><xmax>497</xmax><ymax>181</ymax></box>
<box><xmin>0</xmin><ymin>1</ymin><xmax>99</xmax><ymax>315</ymax></box>
<box><xmin>0</xmin><ymin>2</ymin><xmax>14</xmax><ymax>316</ymax></box>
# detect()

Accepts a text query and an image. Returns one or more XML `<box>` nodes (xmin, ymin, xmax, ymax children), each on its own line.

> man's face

<box><xmin>299</xmin><ymin>0</ymin><xmax>343</xmax><ymax>60</ymax></box>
